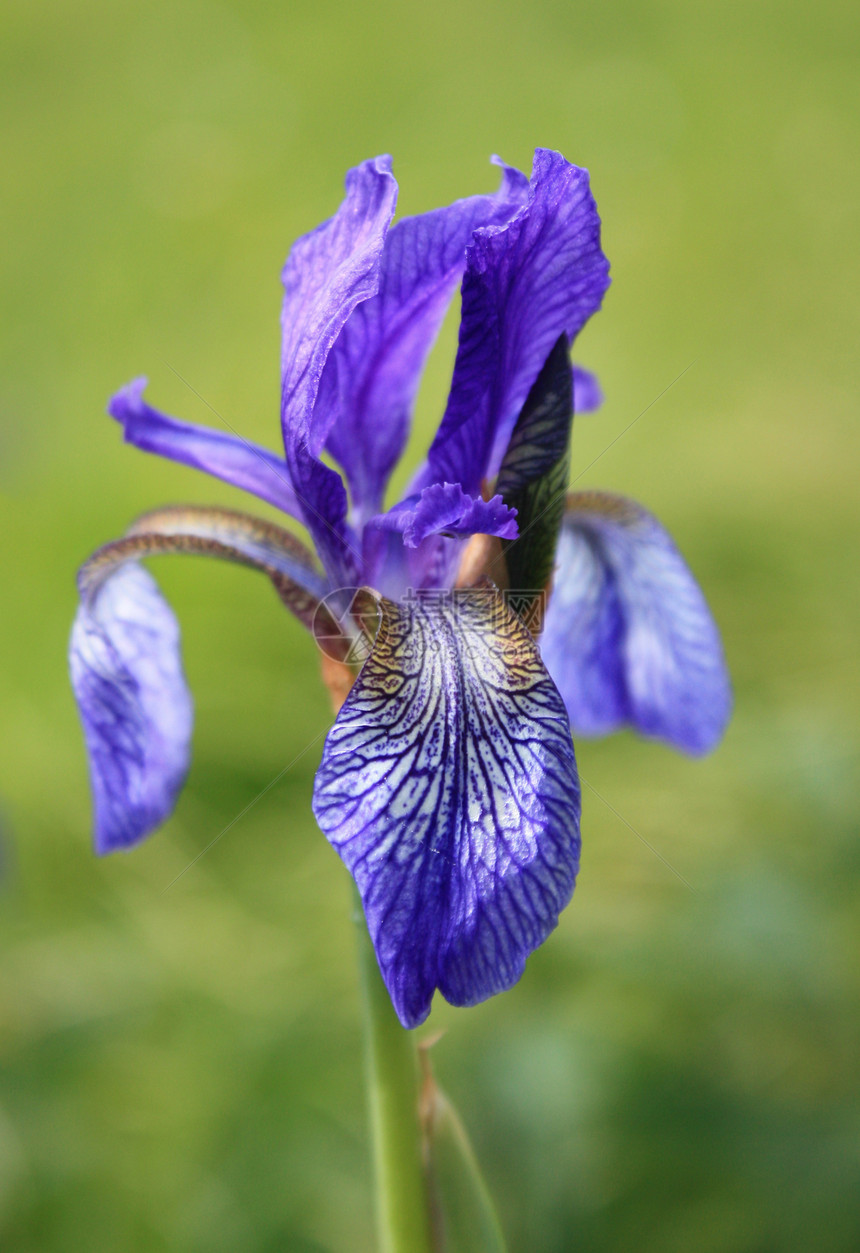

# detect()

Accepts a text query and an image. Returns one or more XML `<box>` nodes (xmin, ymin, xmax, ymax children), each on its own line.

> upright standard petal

<box><xmin>321</xmin><ymin>162</ymin><xmax>530</xmax><ymax>519</ymax></box>
<box><xmin>495</xmin><ymin>332</ymin><xmax>574</xmax><ymax>611</ymax></box>
<box><xmin>540</xmin><ymin>493</ymin><xmax>732</xmax><ymax>754</ymax></box>
<box><xmin>425</xmin><ymin>149</ymin><xmax>610</xmax><ymax>495</ymax></box>
<box><xmin>70</xmin><ymin>563</ymin><xmax>192</xmax><ymax>854</ymax></box>
<box><xmin>279</xmin><ymin>156</ymin><xmax>398</xmax><ymax>582</ymax></box>
<box><xmin>313</xmin><ymin>587</ymin><xmax>581</xmax><ymax>1028</ymax></box>
<box><xmin>109</xmin><ymin>379</ymin><xmax>303</xmax><ymax>519</ymax></box>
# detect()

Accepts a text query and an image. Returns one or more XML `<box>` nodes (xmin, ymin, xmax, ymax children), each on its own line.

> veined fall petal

<box><xmin>313</xmin><ymin>586</ymin><xmax>581</xmax><ymax>1028</ymax></box>
<box><xmin>70</xmin><ymin>562</ymin><xmax>192</xmax><ymax>854</ymax></box>
<box><xmin>540</xmin><ymin>492</ymin><xmax>732</xmax><ymax>754</ymax></box>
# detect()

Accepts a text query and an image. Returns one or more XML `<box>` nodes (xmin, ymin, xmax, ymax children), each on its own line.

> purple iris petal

<box><xmin>71</xmin><ymin>505</ymin><xmax>336</xmax><ymax>854</ymax></box>
<box><xmin>279</xmin><ymin>156</ymin><xmax>398</xmax><ymax>582</ymax></box>
<box><xmin>313</xmin><ymin>589</ymin><xmax>581</xmax><ymax>1029</ymax></box>
<box><xmin>424</xmin><ymin>149</ymin><xmax>610</xmax><ymax>495</ymax></box>
<box><xmin>109</xmin><ymin>379</ymin><xmax>302</xmax><ymax>518</ymax></box>
<box><xmin>321</xmin><ymin>162</ymin><xmax>530</xmax><ymax>519</ymax></box>
<box><xmin>372</xmin><ymin>483</ymin><xmax>518</xmax><ymax>549</ymax></box>
<box><xmin>540</xmin><ymin>493</ymin><xmax>732</xmax><ymax>754</ymax></box>
<box><xmin>572</xmin><ymin>365</ymin><xmax>603</xmax><ymax>414</ymax></box>
<box><xmin>70</xmin><ymin>563</ymin><xmax>192</xmax><ymax>854</ymax></box>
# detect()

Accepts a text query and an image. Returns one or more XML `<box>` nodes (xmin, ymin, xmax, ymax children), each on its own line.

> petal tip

<box><xmin>107</xmin><ymin>377</ymin><xmax>148</xmax><ymax>424</ymax></box>
<box><xmin>70</xmin><ymin>562</ymin><xmax>193</xmax><ymax>857</ymax></box>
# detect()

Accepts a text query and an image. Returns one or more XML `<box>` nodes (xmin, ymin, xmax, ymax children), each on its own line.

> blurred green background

<box><xmin>1</xmin><ymin>0</ymin><xmax>858</xmax><ymax>1249</ymax></box>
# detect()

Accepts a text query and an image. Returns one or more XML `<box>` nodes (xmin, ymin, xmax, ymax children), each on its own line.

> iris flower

<box><xmin>70</xmin><ymin>150</ymin><xmax>730</xmax><ymax>1028</ymax></box>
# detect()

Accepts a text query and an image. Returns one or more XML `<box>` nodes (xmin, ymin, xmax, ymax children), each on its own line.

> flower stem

<box><xmin>354</xmin><ymin>887</ymin><xmax>432</xmax><ymax>1253</ymax></box>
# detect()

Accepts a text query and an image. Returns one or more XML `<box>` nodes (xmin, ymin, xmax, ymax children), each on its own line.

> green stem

<box><xmin>354</xmin><ymin>888</ymin><xmax>433</xmax><ymax>1253</ymax></box>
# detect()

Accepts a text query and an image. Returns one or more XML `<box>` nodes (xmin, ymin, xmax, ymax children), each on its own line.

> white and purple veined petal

<box><xmin>540</xmin><ymin>493</ymin><xmax>732</xmax><ymax>754</ymax></box>
<box><xmin>70</xmin><ymin>562</ymin><xmax>193</xmax><ymax>854</ymax></box>
<box><xmin>313</xmin><ymin>587</ymin><xmax>581</xmax><ymax>1029</ymax></box>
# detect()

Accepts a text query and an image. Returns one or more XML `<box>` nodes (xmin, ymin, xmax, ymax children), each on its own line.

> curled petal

<box><xmin>72</xmin><ymin>506</ymin><xmax>345</xmax><ymax>854</ymax></box>
<box><xmin>425</xmin><ymin>149</ymin><xmax>610</xmax><ymax>495</ymax></box>
<box><xmin>540</xmin><ymin>493</ymin><xmax>732</xmax><ymax>754</ymax></box>
<box><xmin>70</xmin><ymin>563</ymin><xmax>192</xmax><ymax>854</ymax></box>
<box><xmin>372</xmin><ymin>483</ymin><xmax>518</xmax><ymax>549</ymax></box>
<box><xmin>313</xmin><ymin>587</ymin><xmax>581</xmax><ymax>1028</ymax></box>
<box><xmin>109</xmin><ymin>379</ymin><xmax>302</xmax><ymax>519</ymax></box>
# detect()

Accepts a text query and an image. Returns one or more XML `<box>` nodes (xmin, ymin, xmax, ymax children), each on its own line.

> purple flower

<box><xmin>70</xmin><ymin>150</ymin><xmax>730</xmax><ymax>1028</ymax></box>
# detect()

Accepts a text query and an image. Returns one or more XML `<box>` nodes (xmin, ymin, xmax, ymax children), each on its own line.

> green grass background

<box><xmin>1</xmin><ymin>0</ymin><xmax>858</xmax><ymax>1249</ymax></box>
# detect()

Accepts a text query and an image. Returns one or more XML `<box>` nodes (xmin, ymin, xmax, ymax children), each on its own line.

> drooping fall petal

<box><xmin>70</xmin><ymin>562</ymin><xmax>193</xmax><ymax>854</ymax></box>
<box><xmin>541</xmin><ymin>492</ymin><xmax>732</xmax><ymax>754</ymax></box>
<box><xmin>109</xmin><ymin>379</ymin><xmax>302</xmax><ymax>519</ymax></box>
<box><xmin>313</xmin><ymin>586</ymin><xmax>581</xmax><ymax>1028</ymax></box>
<box><xmin>71</xmin><ymin>507</ymin><xmax>339</xmax><ymax>853</ymax></box>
